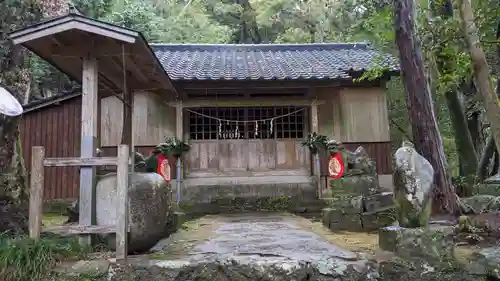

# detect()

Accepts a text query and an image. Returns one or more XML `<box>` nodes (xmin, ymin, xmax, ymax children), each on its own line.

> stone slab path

<box><xmin>149</xmin><ymin>213</ymin><xmax>372</xmax><ymax>270</ymax></box>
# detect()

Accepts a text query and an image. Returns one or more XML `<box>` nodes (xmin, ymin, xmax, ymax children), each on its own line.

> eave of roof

<box><xmin>9</xmin><ymin>13</ymin><xmax>177</xmax><ymax>96</ymax></box>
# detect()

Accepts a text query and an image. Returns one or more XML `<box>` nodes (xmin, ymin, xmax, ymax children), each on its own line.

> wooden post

<box><xmin>175</xmin><ymin>104</ymin><xmax>183</xmax><ymax>204</ymax></box>
<box><xmin>116</xmin><ymin>144</ymin><xmax>129</xmax><ymax>260</ymax></box>
<box><xmin>29</xmin><ymin>146</ymin><xmax>45</xmax><ymax>239</ymax></box>
<box><xmin>80</xmin><ymin>54</ymin><xmax>99</xmax><ymax>246</ymax></box>
<box><xmin>310</xmin><ymin>99</ymin><xmax>321</xmax><ymax>198</ymax></box>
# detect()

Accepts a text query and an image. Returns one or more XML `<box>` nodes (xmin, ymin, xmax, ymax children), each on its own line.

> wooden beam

<box><xmin>10</xmin><ymin>17</ymin><xmax>137</xmax><ymax>45</ymax></box>
<box><xmin>168</xmin><ymin>99</ymin><xmax>325</xmax><ymax>108</ymax></box>
<box><xmin>51</xmin><ymin>42</ymin><xmax>149</xmax><ymax>85</ymax></box>
<box><xmin>44</xmin><ymin>224</ymin><xmax>119</xmax><ymax>235</ymax></box>
<box><xmin>176</xmin><ymin>79</ymin><xmax>384</xmax><ymax>90</ymax></box>
<box><xmin>44</xmin><ymin>157</ymin><xmax>118</xmax><ymax>167</ymax></box>
<box><xmin>79</xmin><ymin>54</ymin><xmax>99</xmax><ymax>246</ymax></box>
<box><xmin>116</xmin><ymin>145</ymin><xmax>130</xmax><ymax>260</ymax></box>
<box><xmin>29</xmin><ymin>146</ymin><xmax>45</xmax><ymax>239</ymax></box>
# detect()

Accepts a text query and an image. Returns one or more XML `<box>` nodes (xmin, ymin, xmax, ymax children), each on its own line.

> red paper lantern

<box><xmin>156</xmin><ymin>154</ymin><xmax>171</xmax><ymax>183</ymax></box>
<box><xmin>328</xmin><ymin>152</ymin><xmax>344</xmax><ymax>179</ymax></box>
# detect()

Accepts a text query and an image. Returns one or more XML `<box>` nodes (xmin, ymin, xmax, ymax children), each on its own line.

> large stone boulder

<box><xmin>393</xmin><ymin>141</ymin><xmax>434</xmax><ymax>228</ymax></box>
<box><xmin>96</xmin><ymin>172</ymin><xmax>172</xmax><ymax>253</ymax></box>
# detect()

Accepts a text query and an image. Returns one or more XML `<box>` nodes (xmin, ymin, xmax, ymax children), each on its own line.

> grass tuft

<box><xmin>0</xmin><ymin>233</ymin><xmax>88</xmax><ymax>281</ymax></box>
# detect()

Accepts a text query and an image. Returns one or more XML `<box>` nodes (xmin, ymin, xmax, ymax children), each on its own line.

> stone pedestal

<box><xmin>330</xmin><ymin>174</ymin><xmax>380</xmax><ymax>200</ymax></box>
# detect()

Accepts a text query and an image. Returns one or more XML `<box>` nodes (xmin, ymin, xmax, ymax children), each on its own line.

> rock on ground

<box><xmin>96</xmin><ymin>172</ymin><xmax>172</xmax><ymax>253</ymax></box>
<box><xmin>393</xmin><ymin>141</ymin><xmax>434</xmax><ymax>228</ymax></box>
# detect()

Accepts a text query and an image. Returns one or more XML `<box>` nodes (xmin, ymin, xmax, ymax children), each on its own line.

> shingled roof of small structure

<box><xmin>151</xmin><ymin>43</ymin><xmax>398</xmax><ymax>81</ymax></box>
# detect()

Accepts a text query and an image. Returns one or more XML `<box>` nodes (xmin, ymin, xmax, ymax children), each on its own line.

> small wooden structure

<box><xmin>9</xmin><ymin>13</ymin><xmax>177</xmax><ymax>260</ymax></box>
<box><xmin>29</xmin><ymin>145</ymin><xmax>130</xmax><ymax>259</ymax></box>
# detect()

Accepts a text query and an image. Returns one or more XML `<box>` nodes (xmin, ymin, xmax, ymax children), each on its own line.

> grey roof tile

<box><xmin>151</xmin><ymin>43</ymin><xmax>399</xmax><ymax>81</ymax></box>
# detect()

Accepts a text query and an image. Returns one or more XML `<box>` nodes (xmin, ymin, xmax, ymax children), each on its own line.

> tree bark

<box><xmin>0</xmin><ymin>0</ymin><xmax>42</xmax><ymax>235</ymax></box>
<box><xmin>459</xmin><ymin>0</ymin><xmax>500</xmax><ymax>155</ymax></box>
<box><xmin>393</xmin><ymin>0</ymin><xmax>460</xmax><ymax>214</ymax></box>
<box><xmin>477</xmin><ymin>135</ymin><xmax>495</xmax><ymax>181</ymax></box>
<box><xmin>445</xmin><ymin>90</ymin><xmax>478</xmax><ymax>183</ymax></box>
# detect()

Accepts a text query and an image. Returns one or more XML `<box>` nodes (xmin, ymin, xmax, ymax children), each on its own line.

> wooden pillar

<box><xmin>80</xmin><ymin>55</ymin><xmax>99</xmax><ymax>246</ymax></box>
<box><xmin>175</xmin><ymin>104</ymin><xmax>183</xmax><ymax>203</ymax></box>
<box><xmin>29</xmin><ymin>146</ymin><xmax>45</xmax><ymax>239</ymax></box>
<box><xmin>116</xmin><ymin>144</ymin><xmax>130</xmax><ymax>260</ymax></box>
<box><xmin>122</xmin><ymin>89</ymin><xmax>134</xmax><ymax>170</ymax></box>
<box><xmin>176</xmin><ymin>104</ymin><xmax>183</xmax><ymax>140</ymax></box>
<box><xmin>310</xmin><ymin>89</ymin><xmax>321</xmax><ymax>198</ymax></box>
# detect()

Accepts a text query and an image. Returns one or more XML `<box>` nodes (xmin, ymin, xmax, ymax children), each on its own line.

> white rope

<box><xmin>185</xmin><ymin>107</ymin><xmax>306</xmax><ymax>123</ymax></box>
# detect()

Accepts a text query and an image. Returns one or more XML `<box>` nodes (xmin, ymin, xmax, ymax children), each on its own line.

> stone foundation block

<box><xmin>362</xmin><ymin>192</ymin><xmax>393</xmax><ymax>212</ymax></box>
<box><xmin>329</xmin><ymin>213</ymin><xmax>364</xmax><ymax>231</ymax></box>
<box><xmin>379</xmin><ymin>226</ymin><xmax>454</xmax><ymax>264</ymax></box>
<box><xmin>360</xmin><ymin>207</ymin><xmax>394</xmax><ymax>231</ymax></box>
<box><xmin>322</xmin><ymin>208</ymin><xmax>364</xmax><ymax>231</ymax></box>
<box><xmin>331</xmin><ymin>176</ymin><xmax>379</xmax><ymax>199</ymax></box>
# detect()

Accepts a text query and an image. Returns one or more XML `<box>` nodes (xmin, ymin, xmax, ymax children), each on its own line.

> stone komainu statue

<box><xmin>343</xmin><ymin>146</ymin><xmax>377</xmax><ymax>176</ymax></box>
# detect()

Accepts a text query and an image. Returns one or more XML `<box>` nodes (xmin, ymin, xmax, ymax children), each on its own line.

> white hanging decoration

<box><xmin>235</xmin><ymin>122</ymin><xmax>240</xmax><ymax>139</ymax></box>
<box><xmin>270</xmin><ymin>118</ymin><xmax>274</xmax><ymax>135</ymax></box>
<box><xmin>218</xmin><ymin>120</ymin><xmax>222</xmax><ymax>138</ymax></box>
<box><xmin>254</xmin><ymin>121</ymin><xmax>259</xmax><ymax>137</ymax></box>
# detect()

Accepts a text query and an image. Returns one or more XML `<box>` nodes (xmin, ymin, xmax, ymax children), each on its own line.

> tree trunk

<box><xmin>0</xmin><ymin>0</ymin><xmax>42</xmax><ymax>235</ymax></box>
<box><xmin>459</xmin><ymin>0</ymin><xmax>500</xmax><ymax>155</ymax></box>
<box><xmin>467</xmin><ymin>112</ymin><xmax>482</xmax><ymax>152</ymax></box>
<box><xmin>477</xmin><ymin>135</ymin><xmax>495</xmax><ymax>181</ymax></box>
<box><xmin>473</xmin><ymin>19</ymin><xmax>500</xmax><ymax>181</ymax></box>
<box><xmin>430</xmin><ymin>0</ymin><xmax>478</xmax><ymax>189</ymax></box>
<box><xmin>393</xmin><ymin>0</ymin><xmax>460</xmax><ymax>214</ymax></box>
<box><xmin>445</xmin><ymin>90</ymin><xmax>478</xmax><ymax>185</ymax></box>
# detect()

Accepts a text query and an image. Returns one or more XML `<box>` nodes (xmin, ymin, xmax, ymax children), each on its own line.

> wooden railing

<box><xmin>29</xmin><ymin>145</ymin><xmax>130</xmax><ymax>260</ymax></box>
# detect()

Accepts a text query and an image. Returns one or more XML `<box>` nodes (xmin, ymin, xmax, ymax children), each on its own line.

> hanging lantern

<box><xmin>328</xmin><ymin>152</ymin><xmax>344</xmax><ymax>179</ymax></box>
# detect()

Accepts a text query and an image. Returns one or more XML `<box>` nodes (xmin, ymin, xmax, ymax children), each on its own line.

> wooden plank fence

<box><xmin>29</xmin><ymin>145</ymin><xmax>130</xmax><ymax>260</ymax></box>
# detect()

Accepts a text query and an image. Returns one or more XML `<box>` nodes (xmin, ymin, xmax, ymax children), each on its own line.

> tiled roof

<box><xmin>152</xmin><ymin>43</ymin><xmax>398</xmax><ymax>81</ymax></box>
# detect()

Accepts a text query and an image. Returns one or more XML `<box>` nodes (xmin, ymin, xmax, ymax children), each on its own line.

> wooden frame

<box><xmin>9</xmin><ymin>15</ymin><xmax>138</xmax><ymax>45</ymax></box>
<box><xmin>29</xmin><ymin>145</ymin><xmax>130</xmax><ymax>260</ymax></box>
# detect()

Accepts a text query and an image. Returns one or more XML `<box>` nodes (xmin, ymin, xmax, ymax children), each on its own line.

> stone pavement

<box><xmin>149</xmin><ymin>213</ymin><xmax>371</xmax><ymax>275</ymax></box>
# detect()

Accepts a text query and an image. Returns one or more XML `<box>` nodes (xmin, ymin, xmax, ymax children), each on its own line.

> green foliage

<box><xmin>161</xmin><ymin>136</ymin><xmax>191</xmax><ymax>158</ymax></box>
<box><xmin>104</xmin><ymin>0</ymin><xmax>231</xmax><ymax>43</ymax></box>
<box><xmin>73</xmin><ymin>0</ymin><xmax>113</xmax><ymax>18</ymax></box>
<box><xmin>301</xmin><ymin>132</ymin><xmax>329</xmax><ymax>155</ymax></box>
<box><xmin>0</xmin><ymin>234</ymin><xmax>86</xmax><ymax>281</ymax></box>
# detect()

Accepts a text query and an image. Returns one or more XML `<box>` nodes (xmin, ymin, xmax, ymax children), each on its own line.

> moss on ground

<box><xmin>43</xmin><ymin>213</ymin><xmax>68</xmax><ymax>227</ymax></box>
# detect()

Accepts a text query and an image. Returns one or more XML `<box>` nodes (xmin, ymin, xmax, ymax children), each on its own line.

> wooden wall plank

<box><xmin>100</xmin><ymin>92</ymin><xmax>176</xmax><ymax>146</ymax></box>
<box><xmin>338</xmin><ymin>87</ymin><xmax>390</xmax><ymax>142</ymax></box>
